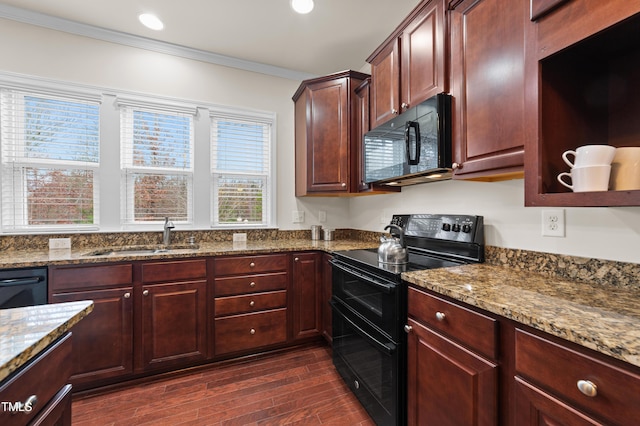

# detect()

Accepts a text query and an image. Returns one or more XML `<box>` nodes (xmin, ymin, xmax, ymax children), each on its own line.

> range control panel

<box><xmin>390</xmin><ymin>214</ymin><xmax>483</xmax><ymax>244</ymax></box>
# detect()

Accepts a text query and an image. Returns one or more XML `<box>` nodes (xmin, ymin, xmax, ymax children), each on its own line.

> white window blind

<box><xmin>120</xmin><ymin>102</ymin><xmax>195</xmax><ymax>224</ymax></box>
<box><xmin>211</xmin><ymin>113</ymin><xmax>272</xmax><ymax>226</ymax></box>
<box><xmin>0</xmin><ymin>88</ymin><xmax>100</xmax><ymax>230</ymax></box>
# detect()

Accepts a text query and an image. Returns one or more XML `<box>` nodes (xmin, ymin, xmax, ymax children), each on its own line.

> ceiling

<box><xmin>0</xmin><ymin>0</ymin><xmax>423</xmax><ymax>80</ymax></box>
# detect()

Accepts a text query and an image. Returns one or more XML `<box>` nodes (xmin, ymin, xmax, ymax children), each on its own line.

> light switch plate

<box><xmin>233</xmin><ymin>233</ymin><xmax>247</xmax><ymax>242</ymax></box>
<box><xmin>292</xmin><ymin>210</ymin><xmax>305</xmax><ymax>223</ymax></box>
<box><xmin>49</xmin><ymin>238</ymin><xmax>71</xmax><ymax>249</ymax></box>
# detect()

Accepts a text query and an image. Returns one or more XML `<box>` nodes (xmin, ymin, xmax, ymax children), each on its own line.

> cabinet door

<box><xmin>450</xmin><ymin>0</ymin><xmax>526</xmax><ymax>179</ymax></box>
<box><xmin>400</xmin><ymin>0</ymin><xmax>446</xmax><ymax>111</ymax></box>
<box><xmin>140</xmin><ymin>281</ymin><xmax>207</xmax><ymax>370</ymax></box>
<box><xmin>370</xmin><ymin>39</ymin><xmax>400</xmax><ymax>129</ymax></box>
<box><xmin>292</xmin><ymin>252</ymin><xmax>321</xmax><ymax>340</ymax></box>
<box><xmin>406</xmin><ymin>318</ymin><xmax>497</xmax><ymax>425</ymax></box>
<box><xmin>515</xmin><ymin>378</ymin><xmax>604</xmax><ymax>426</ymax></box>
<box><xmin>306</xmin><ymin>78</ymin><xmax>350</xmax><ymax>193</ymax></box>
<box><xmin>50</xmin><ymin>288</ymin><xmax>133</xmax><ymax>388</ymax></box>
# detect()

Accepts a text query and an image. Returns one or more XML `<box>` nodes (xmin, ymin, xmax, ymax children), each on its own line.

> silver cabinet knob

<box><xmin>404</xmin><ymin>325</ymin><xmax>413</xmax><ymax>333</ymax></box>
<box><xmin>249</xmin><ymin>262</ymin><xmax>256</xmax><ymax>268</ymax></box>
<box><xmin>391</xmin><ymin>108</ymin><xmax>398</xmax><ymax>114</ymax></box>
<box><xmin>401</xmin><ymin>102</ymin><xmax>409</xmax><ymax>109</ymax></box>
<box><xmin>341</xmin><ymin>182</ymin><xmax>347</xmax><ymax>188</ymax></box>
<box><xmin>452</xmin><ymin>162</ymin><xmax>461</xmax><ymax>170</ymax></box>
<box><xmin>294</xmin><ymin>257</ymin><xmax>300</xmax><ymax>262</ymax></box>
<box><xmin>250</xmin><ymin>328</ymin><xmax>256</xmax><ymax>335</ymax></box>
<box><xmin>249</xmin><ymin>281</ymin><xmax>256</xmax><ymax>288</ymax></box>
<box><xmin>143</xmin><ymin>289</ymin><xmax>149</xmax><ymax>296</ymax></box>
<box><xmin>124</xmin><ymin>292</ymin><xmax>131</xmax><ymax>299</ymax></box>
<box><xmin>354</xmin><ymin>380</ymin><xmax>360</xmax><ymax>389</ymax></box>
<box><xmin>249</xmin><ymin>300</ymin><xmax>255</xmax><ymax>307</ymax></box>
<box><xmin>577</xmin><ymin>380</ymin><xmax>598</xmax><ymax>397</ymax></box>
<box><xmin>435</xmin><ymin>312</ymin><xmax>446</xmax><ymax>321</ymax></box>
<box><xmin>22</xmin><ymin>395</ymin><xmax>37</xmax><ymax>414</ymax></box>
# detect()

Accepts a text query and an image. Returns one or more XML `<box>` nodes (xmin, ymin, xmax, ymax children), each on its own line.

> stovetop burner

<box><xmin>334</xmin><ymin>248</ymin><xmax>464</xmax><ymax>276</ymax></box>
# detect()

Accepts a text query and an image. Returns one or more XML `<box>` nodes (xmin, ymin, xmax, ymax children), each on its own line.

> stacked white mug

<box><xmin>557</xmin><ymin>145</ymin><xmax>616</xmax><ymax>192</ymax></box>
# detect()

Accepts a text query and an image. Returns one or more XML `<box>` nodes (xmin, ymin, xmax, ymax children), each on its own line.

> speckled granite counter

<box><xmin>0</xmin><ymin>300</ymin><xmax>93</xmax><ymax>382</ymax></box>
<box><xmin>403</xmin><ymin>264</ymin><xmax>640</xmax><ymax>368</ymax></box>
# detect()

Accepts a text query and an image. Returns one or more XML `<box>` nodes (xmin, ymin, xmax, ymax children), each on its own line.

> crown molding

<box><xmin>0</xmin><ymin>4</ymin><xmax>317</xmax><ymax>81</ymax></box>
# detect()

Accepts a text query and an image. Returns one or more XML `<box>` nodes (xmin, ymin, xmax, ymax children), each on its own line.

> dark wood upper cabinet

<box><xmin>293</xmin><ymin>70</ymin><xmax>369</xmax><ymax>196</ymax></box>
<box><xmin>449</xmin><ymin>0</ymin><xmax>527</xmax><ymax>180</ymax></box>
<box><xmin>367</xmin><ymin>0</ymin><xmax>447</xmax><ymax>129</ymax></box>
<box><xmin>524</xmin><ymin>0</ymin><xmax>640</xmax><ymax>206</ymax></box>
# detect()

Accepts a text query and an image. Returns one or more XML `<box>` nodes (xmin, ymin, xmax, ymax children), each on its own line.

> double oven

<box><xmin>330</xmin><ymin>214</ymin><xmax>485</xmax><ymax>425</ymax></box>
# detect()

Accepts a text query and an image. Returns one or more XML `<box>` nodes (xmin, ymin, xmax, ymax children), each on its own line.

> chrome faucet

<box><xmin>163</xmin><ymin>217</ymin><xmax>175</xmax><ymax>246</ymax></box>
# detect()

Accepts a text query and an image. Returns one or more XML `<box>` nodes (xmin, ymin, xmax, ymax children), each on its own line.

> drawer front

<box><xmin>214</xmin><ymin>309</ymin><xmax>287</xmax><ymax>355</ymax></box>
<box><xmin>0</xmin><ymin>333</ymin><xmax>72</xmax><ymax>426</ymax></box>
<box><xmin>50</xmin><ymin>263</ymin><xmax>133</xmax><ymax>291</ymax></box>
<box><xmin>214</xmin><ymin>272</ymin><xmax>288</xmax><ymax>296</ymax></box>
<box><xmin>515</xmin><ymin>329</ymin><xmax>640</xmax><ymax>426</ymax></box>
<box><xmin>141</xmin><ymin>259</ymin><xmax>207</xmax><ymax>283</ymax></box>
<box><xmin>215</xmin><ymin>254</ymin><xmax>288</xmax><ymax>276</ymax></box>
<box><xmin>408</xmin><ymin>286</ymin><xmax>497</xmax><ymax>360</ymax></box>
<box><xmin>215</xmin><ymin>290</ymin><xmax>287</xmax><ymax>317</ymax></box>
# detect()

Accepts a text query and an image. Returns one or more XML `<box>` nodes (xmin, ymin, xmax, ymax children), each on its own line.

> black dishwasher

<box><xmin>0</xmin><ymin>267</ymin><xmax>47</xmax><ymax>309</ymax></box>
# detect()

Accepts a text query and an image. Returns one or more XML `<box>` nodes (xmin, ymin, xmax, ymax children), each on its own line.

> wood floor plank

<box><xmin>72</xmin><ymin>344</ymin><xmax>373</xmax><ymax>426</ymax></box>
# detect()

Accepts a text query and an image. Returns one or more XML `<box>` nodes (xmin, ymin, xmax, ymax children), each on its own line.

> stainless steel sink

<box><xmin>83</xmin><ymin>244</ymin><xmax>198</xmax><ymax>257</ymax></box>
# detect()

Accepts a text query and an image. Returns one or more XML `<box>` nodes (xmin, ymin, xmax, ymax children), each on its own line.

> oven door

<box><xmin>0</xmin><ymin>268</ymin><xmax>47</xmax><ymax>309</ymax></box>
<box><xmin>330</xmin><ymin>258</ymin><xmax>401</xmax><ymax>341</ymax></box>
<box><xmin>331</xmin><ymin>299</ymin><xmax>403</xmax><ymax>426</ymax></box>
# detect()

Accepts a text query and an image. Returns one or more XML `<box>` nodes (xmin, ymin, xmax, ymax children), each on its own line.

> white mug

<box><xmin>557</xmin><ymin>165</ymin><xmax>611</xmax><ymax>192</ymax></box>
<box><xmin>610</xmin><ymin>147</ymin><xmax>640</xmax><ymax>191</ymax></box>
<box><xmin>562</xmin><ymin>145</ymin><xmax>616</xmax><ymax>168</ymax></box>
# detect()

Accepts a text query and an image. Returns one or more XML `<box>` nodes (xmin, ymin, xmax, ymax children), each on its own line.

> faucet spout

<box><xmin>163</xmin><ymin>217</ymin><xmax>175</xmax><ymax>246</ymax></box>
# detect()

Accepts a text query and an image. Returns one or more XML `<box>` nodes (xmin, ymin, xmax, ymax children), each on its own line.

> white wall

<box><xmin>1</xmin><ymin>19</ymin><xmax>638</xmax><ymax>264</ymax></box>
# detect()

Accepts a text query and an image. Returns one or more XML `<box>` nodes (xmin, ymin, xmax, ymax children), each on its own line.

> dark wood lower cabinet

<box><xmin>406</xmin><ymin>318</ymin><xmax>498</xmax><ymax>425</ymax></box>
<box><xmin>140</xmin><ymin>280</ymin><xmax>208</xmax><ymax>370</ymax></box>
<box><xmin>292</xmin><ymin>252</ymin><xmax>322</xmax><ymax>340</ymax></box>
<box><xmin>214</xmin><ymin>309</ymin><xmax>287</xmax><ymax>355</ymax></box>
<box><xmin>49</xmin><ymin>288</ymin><xmax>133</xmax><ymax>387</ymax></box>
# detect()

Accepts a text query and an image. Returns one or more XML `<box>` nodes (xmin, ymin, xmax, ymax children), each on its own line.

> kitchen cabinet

<box><xmin>320</xmin><ymin>253</ymin><xmax>333</xmax><ymax>343</ymax></box>
<box><xmin>514</xmin><ymin>329</ymin><xmax>640</xmax><ymax>426</ymax></box>
<box><xmin>449</xmin><ymin>0</ymin><xmax>527</xmax><ymax>180</ymax></box>
<box><xmin>367</xmin><ymin>0</ymin><xmax>447</xmax><ymax>129</ymax></box>
<box><xmin>293</xmin><ymin>70</ymin><xmax>369</xmax><ymax>196</ymax></box>
<box><xmin>406</xmin><ymin>286</ymin><xmax>498</xmax><ymax>425</ymax></box>
<box><xmin>139</xmin><ymin>259</ymin><xmax>208</xmax><ymax>371</ymax></box>
<box><xmin>524</xmin><ymin>0</ymin><xmax>640</xmax><ymax>206</ymax></box>
<box><xmin>0</xmin><ymin>333</ymin><xmax>73</xmax><ymax>426</ymax></box>
<box><xmin>291</xmin><ymin>252</ymin><xmax>321</xmax><ymax>340</ymax></box>
<box><xmin>213</xmin><ymin>254</ymin><xmax>289</xmax><ymax>355</ymax></box>
<box><xmin>49</xmin><ymin>264</ymin><xmax>134</xmax><ymax>389</ymax></box>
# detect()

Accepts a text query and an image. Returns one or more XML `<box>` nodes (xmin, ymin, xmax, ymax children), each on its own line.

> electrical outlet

<box><xmin>318</xmin><ymin>210</ymin><xmax>327</xmax><ymax>223</ymax></box>
<box><xmin>292</xmin><ymin>210</ymin><xmax>305</xmax><ymax>223</ymax></box>
<box><xmin>542</xmin><ymin>209</ymin><xmax>565</xmax><ymax>237</ymax></box>
<box><xmin>49</xmin><ymin>238</ymin><xmax>71</xmax><ymax>249</ymax></box>
<box><xmin>233</xmin><ymin>233</ymin><xmax>247</xmax><ymax>242</ymax></box>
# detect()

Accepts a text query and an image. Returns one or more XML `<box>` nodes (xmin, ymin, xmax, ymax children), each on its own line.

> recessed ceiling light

<box><xmin>138</xmin><ymin>13</ymin><xmax>164</xmax><ymax>31</ymax></box>
<box><xmin>291</xmin><ymin>0</ymin><xmax>314</xmax><ymax>14</ymax></box>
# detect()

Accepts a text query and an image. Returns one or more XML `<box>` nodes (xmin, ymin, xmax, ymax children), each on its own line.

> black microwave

<box><xmin>363</xmin><ymin>93</ymin><xmax>452</xmax><ymax>186</ymax></box>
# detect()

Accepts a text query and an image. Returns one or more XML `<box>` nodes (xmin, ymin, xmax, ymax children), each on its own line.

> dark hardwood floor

<box><xmin>71</xmin><ymin>344</ymin><xmax>374</xmax><ymax>425</ymax></box>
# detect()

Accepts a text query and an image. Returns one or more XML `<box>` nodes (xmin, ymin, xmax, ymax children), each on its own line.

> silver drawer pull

<box><xmin>250</xmin><ymin>328</ymin><xmax>256</xmax><ymax>335</ymax></box>
<box><xmin>124</xmin><ymin>292</ymin><xmax>131</xmax><ymax>299</ymax></box>
<box><xmin>249</xmin><ymin>281</ymin><xmax>256</xmax><ymax>287</ymax></box>
<box><xmin>404</xmin><ymin>325</ymin><xmax>413</xmax><ymax>333</ymax></box>
<box><xmin>143</xmin><ymin>289</ymin><xmax>149</xmax><ymax>296</ymax></box>
<box><xmin>435</xmin><ymin>312</ymin><xmax>446</xmax><ymax>322</ymax></box>
<box><xmin>249</xmin><ymin>301</ymin><xmax>255</xmax><ymax>307</ymax></box>
<box><xmin>250</xmin><ymin>262</ymin><xmax>256</xmax><ymax>268</ymax></box>
<box><xmin>19</xmin><ymin>395</ymin><xmax>37</xmax><ymax>414</ymax></box>
<box><xmin>577</xmin><ymin>380</ymin><xmax>598</xmax><ymax>397</ymax></box>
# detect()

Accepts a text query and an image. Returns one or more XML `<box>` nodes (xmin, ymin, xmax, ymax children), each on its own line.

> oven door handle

<box><xmin>330</xmin><ymin>259</ymin><xmax>395</xmax><ymax>294</ymax></box>
<box><xmin>332</xmin><ymin>301</ymin><xmax>397</xmax><ymax>356</ymax></box>
<box><xmin>0</xmin><ymin>276</ymin><xmax>43</xmax><ymax>287</ymax></box>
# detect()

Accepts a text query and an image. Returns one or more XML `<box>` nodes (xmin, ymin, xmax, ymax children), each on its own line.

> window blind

<box><xmin>120</xmin><ymin>105</ymin><xmax>194</xmax><ymax>223</ymax></box>
<box><xmin>211</xmin><ymin>113</ymin><xmax>271</xmax><ymax>226</ymax></box>
<box><xmin>0</xmin><ymin>88</ymin><xmax>100</xmax><ymax>230</ymax></box>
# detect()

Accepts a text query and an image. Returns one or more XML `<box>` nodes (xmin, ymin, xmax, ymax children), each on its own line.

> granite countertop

<box><xmin>0</xmin><ymin>300</ymin><xmax>94</xmax><ymax>382</ymax></box>
<box><xmin>0</xmin><ymin>239</ymin><xmax>378</xmax><ymax>269</ymax></box>
<box><xmin>403</xmin><ymin>264</ymin><xmax>640</xmax><ymax>368</ymax></box>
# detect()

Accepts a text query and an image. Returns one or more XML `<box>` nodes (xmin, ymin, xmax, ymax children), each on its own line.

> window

<box><xmin>211</xmin><ymin>112</ymin><xmax>273</xmax><ymax>227</ymax></box>
<box><xmin>120</xmin><ymin>101</ymin><xmax>195</xmax><ymax>224</ymax></box>
<box><xmin>0</xmin><ymin>89</ymin><xmax>100</xmax><ymax>230</ymax></box>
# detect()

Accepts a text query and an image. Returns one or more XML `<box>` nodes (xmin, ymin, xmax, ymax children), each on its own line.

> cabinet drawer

<box><xmin>215</xmin><ymin>254</ymin><xmax>288</xmax><ymax>276</ymax></box>
<box><xmin>214</xmin><ymin>272</ymin><xmax>288</xmax><ymax>296</ymax></box>
<box><xmin>408</xmin><ymin>287</ymin><xmax>497</xmax><ymax>360</ymax></box>
<box><xmin>214</xmin><ymin>309</ymin><xmax>287</xmax><ymax>355</ymax></box>
<box><xmin>515</xmin><ymin>329</ymin><xmax>640</xmax><ymax>426</ymax></box>
<box><xmin>141</xmin><ymin>259</ymin><xmax>207</xmax><ymax>283</ymax></box>
<box><xmin>50</xmin><ymin>263</ymin><xmax>133</xmax><ymax>291</ymax></box>
<box><xmin>215</xmin><ymin>290</ymin><xmax>287</xmax><ymax>317</ymax></box>
<box><xmin>0</xmin><ymin>333</ymin><xmax>71</xmax><ymax>426</ymax></box>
